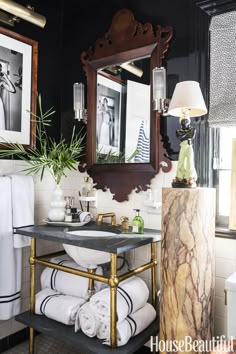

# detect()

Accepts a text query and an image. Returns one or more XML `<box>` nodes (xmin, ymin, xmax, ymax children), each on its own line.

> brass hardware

<box><xmin>88</xmin><ymin>268</ymin><xmax>96</xmax><ymax>297</ymax></box>
<box><xmin>118</xmin><ymin>261</ymin><xmax>155</xmax><ymax>282</ymax></box>
<box><xmin>224</xmin><ymin>289</ymin><xmax>227</xmax><ymax>306</ymax></box>
<box><xmin>29</xmin><ymin>238</ymin><xmax>36</xmax><ymax>354</ymax></box>
<box><xmin>28</xmin><ymin>236</ymin><xmax>158</xmax><ymax>351</ymax></box>
<box><xmin>0</xmin><ymin>0</ymin><xmax>46</xmax><ymax>28</ymax></box>
<box><xmin>110</xmin><ymin>253</ymin><xmax>118</xmax><ymax>349</ymax></box>
<box><xmin>96</xmin><ymin>212</ymin><xmax>116</xmax><ymax>226</ymax></box>
<box><xmin>151</xmin><ymin>243</ymin><xmax>158</xmax><ymax>309</ymax></box>
<box><xmin>34</xmin><ymin>258</ymin><xmax>109</xmax><ymax>284</ymax></box>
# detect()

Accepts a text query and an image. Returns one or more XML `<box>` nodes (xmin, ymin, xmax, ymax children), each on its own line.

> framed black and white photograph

<box><xmin>96</xmin><ymin>73</ymin><xmax>123</xmax><ymax>155</ymax></box>
<box><xmin>0</xmin><ymin>27</ymin><xmax>38</xmax><ymax>148</ymax></box>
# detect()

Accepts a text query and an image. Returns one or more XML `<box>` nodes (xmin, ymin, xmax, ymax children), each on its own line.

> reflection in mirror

<box><xmin>96</xmin><ymin>57</ymin><xmax>151</xmax><ymax>164</ymax></box>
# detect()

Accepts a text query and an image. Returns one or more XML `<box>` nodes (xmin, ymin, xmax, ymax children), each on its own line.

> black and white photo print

<box><xmin>0</xmin><ymin>47</ymin><xmax>22</xmax><ymax>132</ymax></box>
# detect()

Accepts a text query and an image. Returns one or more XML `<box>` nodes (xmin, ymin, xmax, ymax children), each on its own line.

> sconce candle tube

<box><xmin>73</xmin><ymin>82</ymin><xmax>85</xmax><ymax>120</ymax></box>
<box><xmin>152</xmin><ymin>67</ymin><xmax>166</xmax><ymax>112</ymax></box>
<box><xmin>0</xmin><ymin>0</ymin><xmax>46</xmax><ymax>28</ymax></box>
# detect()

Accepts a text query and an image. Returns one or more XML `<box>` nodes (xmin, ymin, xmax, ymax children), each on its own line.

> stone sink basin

<box><xmin>63</xmin><ymin>230</ymin><xmax>117</xmax><ymax>268</ymax></box>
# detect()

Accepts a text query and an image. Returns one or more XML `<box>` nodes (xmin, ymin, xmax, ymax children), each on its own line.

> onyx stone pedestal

<box><xmin>160</xmin><ymin>188</ymin><xmax>216</xmax><ymax>354</ymax></box>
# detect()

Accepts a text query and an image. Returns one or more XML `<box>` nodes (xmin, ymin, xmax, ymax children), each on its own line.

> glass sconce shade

<box><xmin>152</xmin><ymin>67</ymin><xmax>166</xmax><ymax>111</ymax></box>
<box><xmin>73</xmin><ymin>82</ymin><xmax>84</xmax><ymax>119</ymax></box>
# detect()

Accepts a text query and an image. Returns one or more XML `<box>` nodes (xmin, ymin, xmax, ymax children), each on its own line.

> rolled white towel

<box><xmin>35</xmin><ymin>288</ymin><xmax>86</xmax><ymax>325</ymax></box>
<box><xmin>100</xmin><ymin>303</ymin><xmax>156</xmax><ymax>346</ymax></box>
<box><xmin>40</xmin><ymin>257</ymin><xmax>103</xmax><ymax>299</ymax></box>
<box><xmin>74</xmin><ymin>302</ymin><xmax>100</xmax><ymax>336</ymax></box>
<box><xmin>77</xmin><ymin>210</ymin><xmax>91</xmax><ymax>223</ymax></box>
<box><xmin>90</xmin><ymin>276</ymin><xmax>149</xmax><ymax>324</ymax></box>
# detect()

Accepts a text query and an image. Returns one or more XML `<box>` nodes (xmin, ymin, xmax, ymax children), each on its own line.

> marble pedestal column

<box><xmin>160</xmin><ymin>188</ymin><xmax>216</xmax><ymax>354</ymax></box>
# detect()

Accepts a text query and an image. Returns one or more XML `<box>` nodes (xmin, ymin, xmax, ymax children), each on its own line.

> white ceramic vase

<box><xmin>48</xmin><ymin>184</ymin><xmax>66</xmax><ymax>222</ymax></box>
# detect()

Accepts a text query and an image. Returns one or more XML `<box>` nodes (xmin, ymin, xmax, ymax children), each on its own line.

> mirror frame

<box><xmin>81</xmin><ymin>8</ymin><xmax>173</xmax><ymax>202</ymax></box>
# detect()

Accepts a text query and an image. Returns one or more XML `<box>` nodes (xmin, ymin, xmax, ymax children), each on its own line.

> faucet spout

<box><xmin>96</xmin><ymin>212</ymin><xmax>116</xmax><ymax>226</ymax></box>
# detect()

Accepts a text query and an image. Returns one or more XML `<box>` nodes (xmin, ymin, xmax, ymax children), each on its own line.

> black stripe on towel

<box><xmin>117</xmin><ymin>286</ymin><xmax>133</xmax><ymax>314</ymax></box>
<box><xmin>125</xmin><ymin>317</ymin><xmax>134</xmax><ymax>337</ymax></box>
<box><xmin>127</xmin><ymin>315</ymin><xmax>137</xmax><ymax>336</ymax></box>
<box><xmin>0</xmin><ymin>291</ymin><xmax>20</xmax><ymax>298</ymax></box>
<box><xmin>50</xmin><ymin>260</ymin><xmax>66</xmax><ymax>290</ymax></box>
<box><xmin>40</xmin><ymin>294</ymin><xmax>60</xmax><ymax>315</ymax></box>
<box><xmin>117</xmin><ymin>287</ymin><xmax>131</xmax><ymax>316</ymax></box>
<box><xmin>0</xmin><ymin>295</ymin><xmax>21</xmax><ymax>304</ymax></box>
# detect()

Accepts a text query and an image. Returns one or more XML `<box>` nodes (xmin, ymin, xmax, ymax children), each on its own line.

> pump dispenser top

<box><xmin>132</xmin><ymin>209</ymin><xmax>144</xmax><ymax>234</ymax></box>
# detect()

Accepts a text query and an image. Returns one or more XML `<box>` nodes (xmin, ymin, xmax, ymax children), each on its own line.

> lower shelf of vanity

<box><xmin>16</xmin><ymin>311</ymin><xmax>159</xmax><ymax>354</ymax></box>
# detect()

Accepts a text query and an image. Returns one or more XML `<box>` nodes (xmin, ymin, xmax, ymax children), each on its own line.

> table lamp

<box><xmin>168</xmin><ymin>81</ymin><xmax>207</xmax><ymax>188</ymax></box>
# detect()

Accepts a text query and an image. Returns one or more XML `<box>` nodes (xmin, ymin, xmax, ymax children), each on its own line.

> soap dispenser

<box><xmin>132</xmin><ymin>209</ymin><xmax>144</xmax><ymax>234</ymax></box>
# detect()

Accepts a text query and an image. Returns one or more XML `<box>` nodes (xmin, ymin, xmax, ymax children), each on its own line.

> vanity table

<box><xmin>15</xmin><ymin>223</ymin><xmax>161</xmax><ymax>354</ymax></box>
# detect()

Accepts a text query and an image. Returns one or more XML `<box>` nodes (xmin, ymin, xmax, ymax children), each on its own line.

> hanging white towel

<box><xmin>74</xmin><ymin>301</ymin><xmax>100</xmax><ymax>336</ymax></box>
<box><xmin>101</xmin><ymin>303</ymin><xmax>156</xmax><ymax>346</ymax></box>
<box><xmin>0</xmin><ymin>177</ymin><xmax>22</xmax><ymax>320</ymax></box>
<box><xmin>41</xmin><ymin>257</ymin><xmax>104</xmax><ymax>300</ymax></box>
<box><xmin>10</xmin><ymin>175</ymin><xmax>34</xmax><ymax>248</ymax></box>
<box><xmin>89</xmin><ymin>276</ymin><xmax>149</xmax><ymax>324</ymax></box>
<box><xmin>35</xmin><ymin>288</ymin><xmax>86</xmax><ymax>325</ymax></box>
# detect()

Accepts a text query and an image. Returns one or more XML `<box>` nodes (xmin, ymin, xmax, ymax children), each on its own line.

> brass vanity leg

<box><xmin>87</xmin><ymin>268</ymin><xmax>96</xmax><ymax>297</ymax></box>
<box><xmin>110</xmin><ymin>253</ymin><xmax>118</xmax><ymax>349</ymax></box>
<box><xmin>151</xmin><ymin>243</ymin><xmax>157</xmax><ymax>310</ymax></box>
<box><xmin>29</xmin><ymin>238</ymin><xmax>36</xmax><ymax>354</ymax></box>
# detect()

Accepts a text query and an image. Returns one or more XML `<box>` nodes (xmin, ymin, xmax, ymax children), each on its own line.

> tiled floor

<box><xmin>3</xmin><ymin>335</ymin><xmax>81</xmax><ymax>354</ymax></box>
<box><xmin>3</xmin><ymin>335</ymin><xmax>150</xmax><ymax>354</ymax></box>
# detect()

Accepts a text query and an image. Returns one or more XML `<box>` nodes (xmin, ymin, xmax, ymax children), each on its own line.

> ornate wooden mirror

<box><xmin>81</xmin><ymin>8</ymin><xmax>173</xmax><ymax>202</ymax></box>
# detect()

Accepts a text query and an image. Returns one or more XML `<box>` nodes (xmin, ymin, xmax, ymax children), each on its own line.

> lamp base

<box><xmin>172</xmin><ymin>177</ymin><xmax>196</xmax><ymax>188</ymax></box>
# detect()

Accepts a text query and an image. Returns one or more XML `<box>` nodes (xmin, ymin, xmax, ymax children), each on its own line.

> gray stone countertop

<box><xmin>17</xmin><ymin>221</ymin><xmax>161</xmax><ymax>254</ymax></box>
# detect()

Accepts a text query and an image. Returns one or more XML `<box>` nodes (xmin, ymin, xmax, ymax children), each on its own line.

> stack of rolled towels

<box><xmin>75</xmin><ymin>276</ymin><xmax>156</xmax><ymax>347</ymax></box>
<box><xmin>35</xmin><ymin>256</ymin><xmax>104</xmax><ymax>326</ymax></box>
<box><xmin>35</xmin><ymin>256</ymin><xmax>156</xmax><ymax>347</ymax></box>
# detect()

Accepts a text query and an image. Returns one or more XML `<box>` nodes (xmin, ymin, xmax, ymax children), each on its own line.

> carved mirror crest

<box><xmin>81</xmin><ymin>8</ymin><xmax>173</xmax><ymax>202</ymax></box>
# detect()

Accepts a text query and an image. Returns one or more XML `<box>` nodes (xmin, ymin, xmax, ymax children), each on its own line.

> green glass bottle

<box><xmin>132</xmin><ymin>209</ymin><xmax>144</xmax><ymax>234</ymax></box>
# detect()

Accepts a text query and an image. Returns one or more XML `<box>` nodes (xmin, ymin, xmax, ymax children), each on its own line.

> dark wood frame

<box><xmin>81</xmin><ymin>8</ymin><xmax>173</xmax><ymax>202</ymax></box>
<box><xmin>0</xmin><ymin>26</ymin><xmax>38</xmax><ymax>149</ymax></box>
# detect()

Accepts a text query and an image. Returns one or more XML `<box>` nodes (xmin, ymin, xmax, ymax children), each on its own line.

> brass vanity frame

<box><xmin>28</xmin><ymin>237</ymin><xmax>158</xmax><ymax>353</ymax></box>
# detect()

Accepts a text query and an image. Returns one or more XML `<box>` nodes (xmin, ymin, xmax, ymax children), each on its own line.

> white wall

<box><xmin>0</xmin><ymin>159</ymin><xmax>234</xmax><ymax>341</ymax></box>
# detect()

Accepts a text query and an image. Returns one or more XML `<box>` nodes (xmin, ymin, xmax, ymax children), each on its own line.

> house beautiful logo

<box><xmin>150</xmin><ymin>335</ymin><xmax>234</xmax><ymax>353</ymax></box>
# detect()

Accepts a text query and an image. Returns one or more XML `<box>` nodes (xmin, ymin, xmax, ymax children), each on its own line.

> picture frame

<box><xmin>0</xmin><ymin>26</ymin><xmax>38</xmax><ymax>149</ymax></box>
<box><xmin>96</xmin><ymin>73</ymin><xmax>124</xmax><ymax>156</ymax></box>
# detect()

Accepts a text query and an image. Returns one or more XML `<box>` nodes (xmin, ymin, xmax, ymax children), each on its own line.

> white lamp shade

<box><xmin>168</xmin><ymin>81</ymin><xmax>207</xmax><ymax>117</ymax></box>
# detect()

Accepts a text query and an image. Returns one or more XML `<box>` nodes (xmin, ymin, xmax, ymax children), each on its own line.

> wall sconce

<box><xmin>168</xmin><ymin>80</ymin><xmax>207</xmax><ymax>188</ymax></box>
<box><xmin>0</xmin><ymin>0</ymin><xmax>46</xmax><ymax>28</ymax></box>
<box><xmin>152</xmin><ymin>67</ymin><xmax>169</xmax><ymax>113</ymax></box>
<box><xmin>73</xmin><ymin>82</ymin><xmax>87</xmax><ymax>123</ymax></box>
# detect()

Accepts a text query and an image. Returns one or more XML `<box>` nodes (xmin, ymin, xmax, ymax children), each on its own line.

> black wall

<box><xmin>60</xmin><ymin>0</ymin><xmax>209</xmax><ymax>158</ymax></box>
<box><xmin>3</xmin><ymin>0</ymin><xmax>209</xmax><ymax>156</ymax></box>
<box><xmin>5</xmin><ymin>0</ymin><xmax>64</xmax><ymax>139</ymax></box>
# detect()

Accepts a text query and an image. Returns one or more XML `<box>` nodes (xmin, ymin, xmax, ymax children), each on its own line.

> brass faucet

<box><xmin>96</xmin><ymin>212</ymin><xmax>117</xmax><ymax>226</ymax></box>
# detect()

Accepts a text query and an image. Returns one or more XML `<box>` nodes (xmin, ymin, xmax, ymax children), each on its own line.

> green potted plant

<box><xmin>0</xmin><ymin>94</ymin><xmax>85</xmax><ymax>221</ymax></box>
